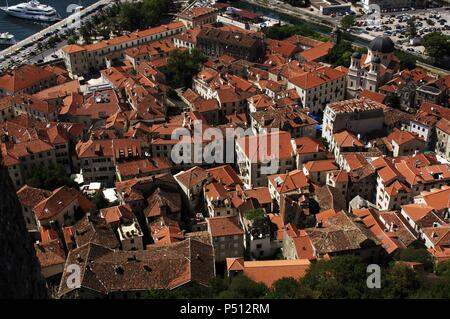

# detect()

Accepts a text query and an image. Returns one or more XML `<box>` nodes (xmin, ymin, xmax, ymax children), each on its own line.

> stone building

<box><xmin>196</xmin><ymin>28</ymin><xmax>266</xmax><ymax>62</ymax></box>
<box><xmin>347</xmin><ymin>36</ymin><xmax>400</xmax><ymax>98</ymax></box>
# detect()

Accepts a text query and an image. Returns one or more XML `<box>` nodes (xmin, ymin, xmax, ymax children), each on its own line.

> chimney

<box><xmin>389</xmin><ymin>222</ymin><xmax>394</xmax><ymax>232</ymax></box>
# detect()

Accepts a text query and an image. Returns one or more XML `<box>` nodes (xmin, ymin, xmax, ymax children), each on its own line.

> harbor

<box><xmin>0</xmin><ymin>0</ymin><xmax>111</xmax><ymax>72</ymax></box>
<box><xmin>0</xmin><ymin>0</ymin><xmax>98</xmax><ymax>41</ymax></box>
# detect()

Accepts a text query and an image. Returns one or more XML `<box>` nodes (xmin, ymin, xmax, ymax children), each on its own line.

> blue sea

<box><xmin>0</xmin><ymin>0</ymin><xmax>98</xmax><ymax>41</ymax></box>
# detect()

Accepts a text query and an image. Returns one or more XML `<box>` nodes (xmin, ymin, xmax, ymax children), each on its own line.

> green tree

<box><xmin>300</xmin><ymin>256</ymin><xmax>374</xmax><ymax>299</ymax></box>
<box><xmin>436</xmin><ymin>260</ymin><xmax>450</xmax><ymax>277</ymax></box>
<box><xmin>79</xmin><ymin>25</ymin><xmax>92</xmax><ymax>44</ymax></box>
<box><xmin>340</xmin><ymin>15</ymin><xmax>356</xmax><ymax>30</ymax></box>
<box><xmin>423</xmin><ymin>32</ymin><xmax>450</xmax><ymax>62</ymax></box>
<box><xmin>92</xmin><ymin>192</ymin><xmax>109</xmax><ymax>210</ymax></box>
<box><xmin>25</xmin><ymin>164</ymin><xmax>75</xmax><ymax>190</ymax></box>
<box><xmin>67</xmin><ymin>37</ymin><xmax>77</xmax><ymax>45</ymax></box>
<box><xmin>117</xmin><ymin>2</ymin><xmax>146</xmax><ymax>31</ymax></box>
<box><xmin>144</xmin><ymin>0</ymin><xmax>171</xmax><ymax>26</ymax></box>
<box><xmin>244</xmin><ymin>208</ymin><xmax>266</xmax><ymax>222</ymax></box>
<box><xmin>217</xmin><ymin>275</ymin><xmax>268</xmax><ymax>299</ymax></box>
<box><xmin>407</xmin><ymin>17</ymin><xmax>417</xmax><ymax>38</ymax></box>
<box><xmin>98</xmin><ymin>27</ymin><xmax>111</xmax><ymax>40</ymax></box>
<box><xmin>324</xmin><ymin>40</ymin><xmax>354</xmax><ymax>67</ymax></box>
<box><xmin>262</xmin><ymin>24</ymin><xmax>327</xmax><ymax>41</ymax></box>
<box><xmin>145</xmin><ymin>289</ymin><xmax>178</xmax><ymax>299</ymax></box>
<box><xmin>268</xmin><ymin>277</ymin><xmax>315</xmax><ymax>299</ymax></box>
<box><xmin>167</xmin><ymin>48</ymin><xmax>207</xmax><ymax>88</ymax></box>
<box><xmin>394</xmin><ymin>50</ymin><xmax>416</xmax><ymax>70</ymax></box>
<box><xmin>394</xmin><ymin>248</ymin><xmax>435</xmax><ymax>272</ymax></box>
<box><xmin>47</xmin><ymin>35</ymin><xmax>60</xmax><ymax>49</ymax></box>
<box><xmin>382</xmin><ymin>264</ymin><xmax>421</xmax><ymax>299</ymax></box>
<box><xmin>147</xmin><ymin>283</ymin><xmax>211</xmax><ymax>299</ymax></box>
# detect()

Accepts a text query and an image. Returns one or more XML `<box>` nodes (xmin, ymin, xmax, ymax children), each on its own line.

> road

<box><xmin>0</xmin><ymin>0</ymin><xmax>119</xmax><ymax>72</ymax></box>
<box><xmin>238</xmin><ymin>0</ymin><xmax>450</xmax><ymax>66</ymax></box>
<box><xmin>240</xmin><ymin>0</ymin><xmax>343</xmax><ymax>29</ymax></box>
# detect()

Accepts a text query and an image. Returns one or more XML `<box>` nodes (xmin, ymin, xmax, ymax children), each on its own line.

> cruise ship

<box><xmin>0</xmin><ymin>1</ymin><xmax>61</xmax><ymax>23</ymax></box>
<box><xmin>0</xmin><ymin>32</ymin><xmax>16</xmax><ymax>45</ymax></box>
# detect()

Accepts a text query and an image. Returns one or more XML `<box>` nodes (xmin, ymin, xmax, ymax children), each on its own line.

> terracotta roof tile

<box><xmin>58</xmin><ymin>238</ymin><xmax>215</xmax><ymax>296</ymax></box>
<box><xmin>207</xmin><ymin>216</ymin><xmax>244</xmax><ymax>237</ymax></box>
<box><xmin>236</xmin><ymin>131</ymin><xmax>294</xmax><ymax>162</ymax></box>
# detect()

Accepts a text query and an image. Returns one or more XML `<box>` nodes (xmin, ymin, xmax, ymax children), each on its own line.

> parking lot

<box><xmin>352</xmin><ymin>7</ymin><xmax>450</xmax><ymax>56</ymax></box>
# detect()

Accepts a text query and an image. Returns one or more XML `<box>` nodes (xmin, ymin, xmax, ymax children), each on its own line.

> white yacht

<box><xmin>0</xmin><ymin>1</ymin><xmax>62</xmax><ymax>23</ymax></box>
<box><xmin>0</xmin><ymin>32</ymin><xmax>16</xmax><ymax>45</ymax></box>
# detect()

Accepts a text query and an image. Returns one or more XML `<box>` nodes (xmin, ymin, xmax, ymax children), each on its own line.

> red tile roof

<box><xmin>236</xmin><ymin>131</ymin><xmax>294</xmax><ymax>162</ymax></box>
<box><xmin>304</xmin><ymin>159</ymin><xmax>338</xmax><ymax>172</ymax></box>
<box><xmin>207</xmin><ymin>165</ymin><xmax>243</xmax><ymax>190</ymax></box>
<box><xmin>359</xmin><ymin>89</ymin><xmax>386</xmax><ymax>104</ymax></box>
<box><xmin>300</xmin><ymin>41</ymin><xmax>333</xmax><ymax>62</ymax></box>
<box><xmin>0</xmin><ymin>64</ymin><xmax>56</xmax><ymax>94</ymax></box>
<box><xmin>34</xmin><ymin>186</ymin><xmax>94</xmax><ymax>222</ymax></box>
<box><xmin>76</xmin><ymin>139</ymin><xmax>142</xmax><ymax>159</ymax></box>
<box><xmin>333</xmin><ymin>130</ymin><xmax>364</xmax><ymax>148</ymax></box>
<box><xmin>175</xmin><ymin>166</ymin><xmax>210</xmax><ymax>188</ymax></box>
<box><xmin>117</xmin><ymin>158</ymin><xmax>171</xmax><ymax>179</ymax></box>
<box><xmin>177</xmin><ymin>6</ymin><xmax>217</xmax><ymax>19</ymax></box>
<box><xmin>226</xmin><ymin>258</ymin><xmax>311</xmax><ymax>287</ymax></box>
<box><xmin>16</xmin><ymin>185</ymin><xmax>52</xmax><ymax>208</ymax></box>
<box><xmin>268</xmin><ymin>170</ymin><xmax>310</xmax><ymax>194</ymax></box>
<box><xmin>289</xmin><ymin>65</ymin><xmax>345</xmax><ymax>90</ymax></box>
<box><xmin>207</xmin><ymin>216</ymin><xmax>244</xmax><ymax>237</ymax></box>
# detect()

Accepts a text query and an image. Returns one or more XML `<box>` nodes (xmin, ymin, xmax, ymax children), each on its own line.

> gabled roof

<box><xmin>300</xmin><ymin>41</ymin><xmax>334</xmax><ymax>62</ymax></box>
<box><xmin>207</xmin><ymin>216</ymin><xmax>244</xmax><ymax>237</ymax></box>
<box><xmin>422</xmin><ymin>226</ymin><xmax>450</xmax><ymax>247</ymax></box>
<box><xmin>385</xmin><ymin>128</ymin><xmax>424</xmax><ymax>146</ymax></box>
<box><xmin>236</xmin><ymin>131</ymin><xmax>294</xmax><ymax>162</ymax></box>
<box><xmin>33</xmin><ymin>186</ymin><xmax>94</xmax><ymax>222</ymax></box>
<box><xmin>63</xmin><ymin>22</ymin><xmax>184</xmax><ymax>54</ymax></box>
<box><xmin>75</xmin><ymin>139</ymin><xmax>142</xmax><ymax>159</ymax></box>
<box><xmin>174</xmin><ymin>166</ymin><xmax>210</xmax><ymax>188</ymax></box>
<box><xmin>226</xmin><ymin>258</ymin><xmax>311</xmax><ymax>287</ymax></box>
<box><xmin>401</xmin><ymin>204</ymin><xmax>438</xmax><ymax>223</ymax></box>
<box><xmin>333</xmin><ymin>130</ymin><xmax>364</xmax><ymax>148</ymax></box>
<box><xmin>420</xmin><ymin>186</ymin><xmax>450</xmax><ymax>211</ymax></box>
<box><xmin>436</xmin><ymin>118</ymin><xmax>450</xmax><ymax>135</ymax></box>
<box><xmin>304</xmin><ymin>159</ymin><xmax>338</xmax><ymax>172</ymax></box>
<box><xmin>16</xmin><ymin>185</ymin><xmax>52</xmax><ymax>208</ymax></box>
<box><xmin>268</xmin><ymin>170</ymin><xmax>310</xmax><ymax>194</ymax></box>
<box><xmin>289</xmin><ymin>65</ymin><xmax>345</xmax><ymax>90</ymax></box>
<box><xmin>145</xmin><ymin>187</ymin><xmax>182</xmax><ymax>218</ymax></box>
<box><xmin>0</xmin><ymin>64</ymin><xmax>56</xmax><ymax>93</ymax></box>
<box><xmin>314</xmin><ymin>185</ymin><xmax>346</xmax><ymax>212</ymax></box>
<box><xmin>58</xmin><ymin>238</ymin><xmax>215</xmax><ymax>296</ymax></box>
<box><xmin>358</xmin><ymin>89</ymin><xmax>386</xmax><ymax>104</ymax></box>
<box><xmin>117</xmin><ymin>158</ymin><xmax>171</xmax><ymax>178</ymax></box>
<box><xmin>305</xmin><ymin>211</ymin><xmax>377</xmax><ymax>255</ymax></box>
<box><xmin>207</xmin><ymin>165</ymin><xmax>243</xmax><ymax>190</ymax></box>
<box><xmin>292</xmin><ymin>136</ymin><xmax>327</xmax><ymax>155</ymax></box>
<box><xmin>100</xmin><ymin>204</ymin><xmax>135</xmax><ymax>224</ymax></box>
<box><xmin>149</xmin><ymin>217</ymin><xmax>184</xmax><ymax>246</ymax></box>
<box><xmin>72</xmin><ymin>215</ymin><xmax>120</xmax><ymax>249</ymax></box>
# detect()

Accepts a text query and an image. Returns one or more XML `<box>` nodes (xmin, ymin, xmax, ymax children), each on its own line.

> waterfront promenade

<box><xmin>0</xmin><ymin>0</ymin><xmax>116</xmax><ymax>71</ymax></box>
